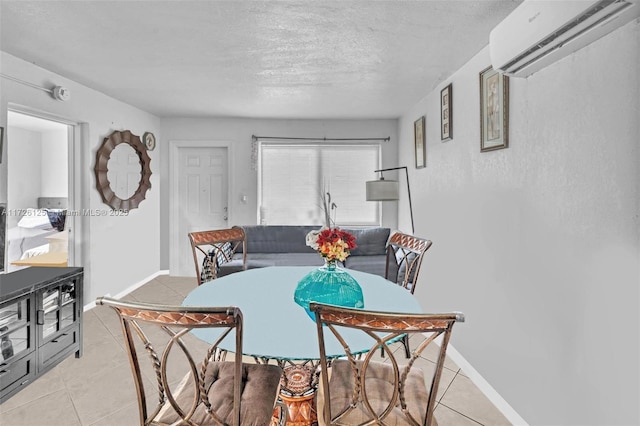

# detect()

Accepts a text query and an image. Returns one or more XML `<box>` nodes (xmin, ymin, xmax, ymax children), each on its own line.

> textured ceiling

<box><xmin>0</xmin><ymin>1</ymin><xmax>521</xmax><ymax>119</ymax></box>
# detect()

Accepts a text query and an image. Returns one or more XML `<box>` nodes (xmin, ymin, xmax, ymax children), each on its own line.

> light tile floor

<box><xmin>0</xmin><ymin>275</ymin><xmax>512</xmax><ymax>425</ymax></box>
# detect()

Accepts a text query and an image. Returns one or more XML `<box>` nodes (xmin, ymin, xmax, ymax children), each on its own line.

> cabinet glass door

<box><xmin>59</xmin><ymin>282</ymin><xmax>76</xmax><ymax>330</ymax></box>
<box><xmin>39</xmin><ymin>281</ymin><xmax>76</xmax><ymax>339</ymax></box>
<box><xmin>41</xmin><ymin>288</ymin><xmax>59</xmax><ymax>338</ymax></box>
<box><xmin>0</xmin><ymin>298</ymin><xmax>30</xmax><ymax>362</ymax></box>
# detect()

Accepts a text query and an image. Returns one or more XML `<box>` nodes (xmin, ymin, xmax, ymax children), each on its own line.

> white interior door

<box><xmin>172</xmin><ymin>146</ymin><xmax>229</xmax><ymax>276</ymax></box>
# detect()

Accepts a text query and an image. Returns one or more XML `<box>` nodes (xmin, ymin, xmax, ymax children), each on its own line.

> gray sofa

<box><xmin>218</xmin><ymin>225</ymin><xmax>391</xmax><ymax>278</ymax></box>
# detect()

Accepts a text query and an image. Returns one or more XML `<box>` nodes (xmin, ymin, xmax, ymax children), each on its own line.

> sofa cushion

<box><xmin>224</xmin><ymin>225</ymin><xmax>391</xmax><ymax>278</ymax></box>
<box><xmin>240</xmin><ymin>225</ymin><xmax>319</xmax><ymax>253</ymax></box>
<box><xmin>217</xmin><ymin>258</ymin><xmax>272</xmax><ymax>278</ymax></box>
<box><xmin>343</xmin><ymin>228</ymin><xmax>390</xmax><ymax>256</ymax></box>
<box><xmin>250</xmin><ymin>253</ymin><xmax>325</xmax><ymax>267</ymax></box>
<box><xmin>344</xmin><ymin>255</ymin><xmax>387</xmax><ymax>278</ymax></box>
<box><xmin>218</xmin><ymin>253</ymin><xmax>325</xmax><ymax>276</ymax></box>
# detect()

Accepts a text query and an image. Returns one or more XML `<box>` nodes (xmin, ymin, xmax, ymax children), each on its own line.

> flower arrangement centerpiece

<box><xmin>306</xmin><ymin>228</ymin><xmax>357</xmax><ymax>269</ymax></box>
<box><xmin>295</xmin><ymin>191</ymin><xmax>363</xmax><ymax>319</ymax></box>
<box><xmin>305</xmin><ymin>192</ymin><xmax>357</xmax><ymax>269</ymax></box>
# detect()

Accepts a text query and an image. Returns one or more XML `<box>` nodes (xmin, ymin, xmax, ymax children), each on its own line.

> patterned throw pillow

<box><xmin>200</xmin><ymin>256</ymin><xmax>214</xmax><ymax>283</ymax></box>
<box><xmin>395</xmin><ymin>250</ymin><xmax>417</xmax><ymax>286</ymax></box>
<box><xmin>200</xmin><ymin>242</ymin><xmax>233</xmax><ymax>283</ymax></box>
<box><xmin>213</xmin><ymin>242</ymin><xmax>234</xmax><ymax>266</ymax></box>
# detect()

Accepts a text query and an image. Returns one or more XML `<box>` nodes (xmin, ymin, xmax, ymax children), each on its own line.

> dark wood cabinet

<box><xmin>0</xmin><ymin>267</ymin><xmax>83</xmax><ymax>403</ymax></box>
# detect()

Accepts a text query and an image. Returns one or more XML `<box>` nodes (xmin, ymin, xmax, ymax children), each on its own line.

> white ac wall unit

<box><xmin>490</xmin><ymin>0</ymin><xmax>640</xmax><ymax>77</ymax></box>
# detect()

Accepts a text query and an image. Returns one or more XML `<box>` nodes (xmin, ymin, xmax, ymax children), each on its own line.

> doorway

<box><xmin>6</xmin><ymin>111</ymin><xmax>76</xmax><ymax>270</ymax></box>
<box><xmin>170</xmin><ymin>142</ymin><xmax>230</xmax><ymax>277</ymax></box>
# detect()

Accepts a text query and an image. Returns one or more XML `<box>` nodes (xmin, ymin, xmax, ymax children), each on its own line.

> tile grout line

<box><xmin>436</xmin><ymin>367</ymin><xmax>485</xmax><ymax>426</ymax></box>
<box><xmin>438</xmin><ymin>368</ymin><xmax>461</xmax><ymax>403</ymax></box>
<box><xmin>437</xmin><ymin>400</ymin><xmax>486</xmax><ymax>426</ymax></box>
<box><xmin>61</xmin><ymin>371</ymin><xmax>84</xmax><ymax>426</ymax></box>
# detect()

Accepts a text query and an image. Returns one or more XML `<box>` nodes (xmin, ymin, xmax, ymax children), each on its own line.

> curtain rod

<box><xmin>252</xmin><ymin>135</ymin><xmax>390</xmax><ymax>142</ymax></box>
<box><xmin>1</xmin><ymin>73</ymin><xmax>53</xmax><ymax>94</ymax></box>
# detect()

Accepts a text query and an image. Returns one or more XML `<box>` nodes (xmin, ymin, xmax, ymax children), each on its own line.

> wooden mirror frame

<box><xmin>94</xmin><ymin>130</ymin><xmax>152</xmax><ymax>210</ymax></box>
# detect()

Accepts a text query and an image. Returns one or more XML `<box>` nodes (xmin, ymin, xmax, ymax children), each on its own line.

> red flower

<box><xmin>311</xmin><ymin>228</ymin><xmax>357</xmax><ymax>262</ymax></box>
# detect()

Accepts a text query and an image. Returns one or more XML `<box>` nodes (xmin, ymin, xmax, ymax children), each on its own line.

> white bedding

<box><xmin>7</xmin><ymin>202</ymin><xmax>68</xmax><ymax>270</ymax></box>
<box><xmin>16</xmin><ymin>208</ymin><xmax>55</xmax><ymax>230</ymax></box>
<box><xmin>7</xmin><ymin>227</ymin><xmax>59</xmax><ymax>271</ymax></box>
<box><xmin>20</xmin><ymin>243</ymin><xmax>50</xmax><ymax>259</ymax></box>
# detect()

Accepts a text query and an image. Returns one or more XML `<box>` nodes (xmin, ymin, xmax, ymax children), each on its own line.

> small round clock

<box><xmin>143</xmin><ymin>132</ymin><xmax>156</xmax><ymax>151</ymax></box>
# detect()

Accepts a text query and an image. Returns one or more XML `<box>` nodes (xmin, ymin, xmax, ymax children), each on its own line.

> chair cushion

<box><xmin>317</xmin><ymin>359</ymin><xmax>431</xmax><ymax>426</ymax></box>
<box><xmin>156</xmin><ymin>361</ymin><xmax>282</xmax><ymax>425</ymax></box>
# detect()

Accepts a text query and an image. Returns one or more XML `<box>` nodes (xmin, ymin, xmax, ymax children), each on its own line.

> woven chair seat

<box><xmin>311</xmin><ymin>303</ymin><xmax>464</xmax><ymax>426</ymax></box>
<box><xmin>95</xmin><ymin>297</ymin><xmax>285</xmax><ymax>426</ymax></box>
<box><xmin>318</xmin><ymin>360</ymin><xmax>431</xmax><ymax>426</ymax></box>
<box><xmin>156</xmin><ymin>362</ymin><xmax>282</xmax><ymax>425</ymax></box>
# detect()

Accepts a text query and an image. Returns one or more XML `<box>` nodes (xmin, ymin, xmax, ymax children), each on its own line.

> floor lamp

<box><xmin>365</xmin><ymin>166</ymin><xmax>414</xmax><ymax>234</ymax></box>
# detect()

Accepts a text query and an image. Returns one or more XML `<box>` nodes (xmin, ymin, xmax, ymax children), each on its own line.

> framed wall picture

<box><xmin>441</xmin><ymin>83</ymin><xmax>453</xmax><ymax>141</ymax></box>
<box><xmin>479</xmin><ymin>66</ymin><xmax>509</xmax><ymax>152</ymax></box>
<box><xmin>414</xmin><ymin>116</ymin><xmax>426</xmax><ymax>168</ymax></box>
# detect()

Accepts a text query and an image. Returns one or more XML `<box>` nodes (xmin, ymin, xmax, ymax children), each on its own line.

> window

<box><xmin>259</xmin><ymin>143</ymin><xmax>380</xmax><ymax>226</ymax></box>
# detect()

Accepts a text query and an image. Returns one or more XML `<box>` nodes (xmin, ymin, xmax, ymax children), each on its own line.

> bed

<box><xmin>6</xmin><ymin>197</ymin><xmax>67</xmax><ymax>270</ymax></box>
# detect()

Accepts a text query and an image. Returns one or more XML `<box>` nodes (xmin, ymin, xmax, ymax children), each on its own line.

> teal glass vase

<box><xmin>294</xmin><ymin>261</ymin><xmax>364</xmax><ymax>320</ymax></box>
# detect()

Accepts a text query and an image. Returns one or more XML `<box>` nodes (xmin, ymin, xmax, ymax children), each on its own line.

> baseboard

<box><xmin>83</xmin><ymin>269</ymin><xmax>170</xmax><ymax>311</ymax></box>
<box><xmin>445</xmin><ymin>343</ymin><xmax>529</xmax><ymax>425</ymax></box>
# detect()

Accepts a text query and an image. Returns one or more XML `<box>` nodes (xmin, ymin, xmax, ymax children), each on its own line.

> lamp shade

<box><xmin>366</xmin><ymin>179</ymin><xmax>399</xmax><ymax>201</ymax></box>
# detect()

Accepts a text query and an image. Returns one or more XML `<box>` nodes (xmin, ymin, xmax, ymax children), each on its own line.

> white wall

<box><xmin>159</xmin><ymin>117</ymin><xmax>399</xmax><ymax>270</ymax></box>
<box><xmin>0</xmin><ymin>52</ymin><xmax>162</xmax><ymax>304</ymax></box>
<box><xmin>6</xmin><ymin>127</ymin><xmax>42</xmax><ymax>228</ymax></box>
<box><xmin>7</xmin><ymin>126</ymin><xmax>68</xmax><ymax>222</ymax></box>
<box><xmin>41</xmin><ymin>128</ymin><xmax>68</xmax><ymax>196</ymax></box>
<box><xmin>398</xmin><ymin>21</ymin><xmax>639</xmax><ymax>425</ymax></box>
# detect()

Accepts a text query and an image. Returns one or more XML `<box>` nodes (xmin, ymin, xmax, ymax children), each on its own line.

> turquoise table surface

<box><xmin>182</xmin><ymin>266</ymin><xmax>421</xmax><ymax>361</ymax></box>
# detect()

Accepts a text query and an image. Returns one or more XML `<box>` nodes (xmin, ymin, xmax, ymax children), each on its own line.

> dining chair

<box><xmin>189</xmin><ymin>227</ymin><xmax>247</xmax><ymax>285</ymax></box>
<box><xmin>96</xmin><ymin>296</ymin><xmax>286</xmax><ymax>426</ymax></box>
<box><xmin>384</xmin><ymin>231</ymin><xmax>433</xmax><ymax>358</ymax></box>
<box><xmin>385</xmin><ymin>231</ymin><xmax>432</xmax><ymax>295</ymax></box>
<box><xmin>310</xmin><ymin>303</ymin><xmax>464</xmax><ymax>426</ymax></box>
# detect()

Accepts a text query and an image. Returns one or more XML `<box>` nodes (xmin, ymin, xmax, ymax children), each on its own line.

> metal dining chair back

<box><xmin>384</xmin><ymin>232</ymin><xmax>433</xmax><ymax>358</ymax></box>
<box><xmin>96</xmin><ymin>297</ymin><xmax>284</xmax><ymax>426</ymax></box>
<box><xmin>311</xmin><ymin>303</ymin><xmax>464</xmax><ymax>426</ymax></box>
<box><xmin>385</xmin><ymin>232</ymin><xmax>432</xmax><ymax>294</ymax></box>
<box><xmin>189</xmin><ymin>227</ymin><xmax>247</xmax><ymax>285</ymax></box>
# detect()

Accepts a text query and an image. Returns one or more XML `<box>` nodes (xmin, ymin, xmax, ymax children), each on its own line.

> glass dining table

<box><xmin>182</xmin><ymin>265</ymin><xmax>422</xmax><ymax>425</ymax></box>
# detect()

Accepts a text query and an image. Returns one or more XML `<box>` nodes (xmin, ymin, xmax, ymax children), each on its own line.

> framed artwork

<box><xmin>414</xmin><ymin>116</ymin><xmax>426</xmax><ymax>168</ymax></box>
<box><xmin>440</xmin><ymin>83</ymin><xmax>453</xmax><ymax>141</ymax></box>
<box><xmin>479</xmin><ymin>66</ymin><xmax>509</xmax><ymax>152</ymax></box>
<box><xmin>0</xmin><ymin>127</ymin><xmax>4</xmax><ymax>163</ymax></box>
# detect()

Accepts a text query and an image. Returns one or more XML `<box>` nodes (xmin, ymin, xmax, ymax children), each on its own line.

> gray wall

<box><xmin>159</xmin><ymin>117</ymin><xmax>399</xmax><ymax>270</ymax></box>
<box><xmin>399</xmin><ymin>21</ymin><xmax>639</xmax><ymax>425</ymax></box>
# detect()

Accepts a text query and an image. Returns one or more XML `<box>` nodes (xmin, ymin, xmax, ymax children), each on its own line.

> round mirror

<box><xmin>95</xmin><ymin>130</ymin><xmax>152</xmax><ymax>210</ymax></box>
<box><xmin>106</xmin><ymin>143</ymin><xmax>140</xmax><ymax>200</ymax></box>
